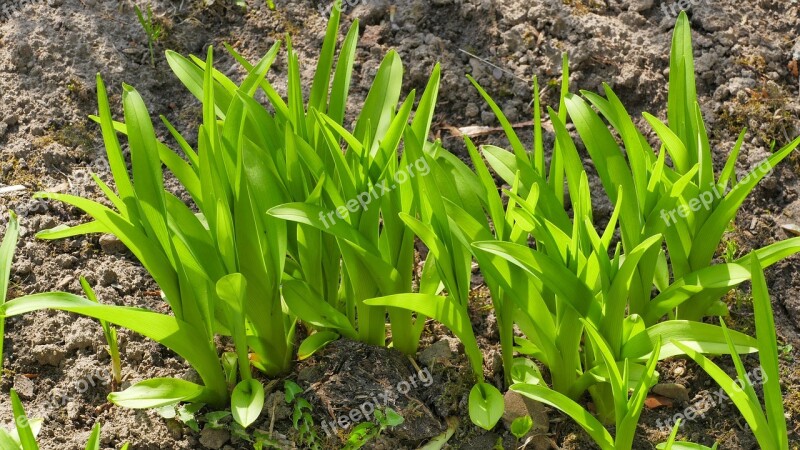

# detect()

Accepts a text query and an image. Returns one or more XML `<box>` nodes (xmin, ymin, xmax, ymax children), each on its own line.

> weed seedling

<box><xmin>284</xmin><ymin>380</ymin><xmax>320</xmax><ymax>449</ymax></box>
<box><xmin>134</xmin><ymin>4</ymin><xmax>163</xmax><ymax>67</ymax></box>
<box><xmin>343</xmin><ymin>407</ymin><xmax>404</xmax><ymax>450</ymax></box>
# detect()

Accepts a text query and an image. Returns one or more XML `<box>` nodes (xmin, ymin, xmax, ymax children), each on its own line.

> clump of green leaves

<box><xmin>343</xmin><ymin>407</ymin><xmax>404</xmax><ymax>450</ymax></box>
<box><xmin>284</xmin><ymin>380</ymin><xmax>320</xmax><ymax>450</ymax></box>
<box><xmin>134</xmin><ymin>4</ymin><xmax>163</xmax><ymax>67</ymax></box>
<box><xmin>1</xmin><ymin>389</ymin><xmax>129</xmax><ymax>450</ymax></box>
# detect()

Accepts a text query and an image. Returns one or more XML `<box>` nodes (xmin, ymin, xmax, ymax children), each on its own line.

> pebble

<box><xmin>199</xmin><ymin>428</ymin><xmax>230</xmax><ymax>449</ymax></box>
<box><xmin>652</xmin><ymin>383</ymin><xmax>690</xmax><ymax>402</ymax></box>
<box><xmin>13</xmin><ymin>374</ymin><xmax>35</xmax><ymax>400</ymax></box>
<box><xmin>99</xmin><ymin>234</ymin><xmax>126</xmax><ymax>254</ymax></box>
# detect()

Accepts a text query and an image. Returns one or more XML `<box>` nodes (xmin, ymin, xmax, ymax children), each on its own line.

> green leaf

<box><xmin>621</xmin><ymin>320</ymin><xmax>758</xmax><ymax>361</ymax></box>
<box><xmin>298</xmin><ymin>331</ymin><xmax>340</xmax><ymax>360</ymax></box>
<box><xmin>510</xmin><ymin>415</ymin><xmax>533</xmax><ymax>439</ymax></box>
<box><xmin>468</xmin><ymin>383</ymin><xmax>504</xmax><ymax>430</ymax></box>
<box><xmin>510</xmin><ymin>358</ymin><xmax>544</xmax><ymax>385</ymax></box>
<box><xmin>511</xmin><ymin>383</ymin><xmax>615</xmax><ymax>450</ymax></box>
<box><xmin>0</xmin><ymin>211</ymin><xmax>19</xmax><ymax>372</ymax></box>
<box><xmin>109</xmin><ymin>378</ymin><xmax>206</xmax><ymax>409</ymax></box>
<box><xmin>383</xmin><ymin>408</ymin><xmax>405</xmax><ymax>427</ymax></box>
<box><xmin>10</xmin><ymin>389</ymin><xmax>38</xmax><ymax>450</ymax></box>
<box><xmin>84</xmin><ymin>423</ymin><xmax>101</xmax><ymax>450</ymax></box>
<box><xmin>750</xmin><ymin>256</ymin><xmax>788</xmax><ymax>449</ymax></box>
<box><xmin>231</xmin><ymin>379</ymin><xmax>265</xmax><ymax>428</ymax></box>
<box><xmin>282</xmin><ymin>280</ymin><xmax>357</xmax><ymax>339</ymax></box>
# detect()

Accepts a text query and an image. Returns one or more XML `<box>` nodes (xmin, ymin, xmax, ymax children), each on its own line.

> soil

<box><xmin>1</xmin><ymin>0</ymin><xmax>800</xmax><ymax>449</ymax></box>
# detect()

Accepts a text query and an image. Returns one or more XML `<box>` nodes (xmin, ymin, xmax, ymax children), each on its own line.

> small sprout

<box><xmin>80</xmin><ymin>277</ymin><xmax>122</xmax><ymax>387</ymax></box>
<box><xmin>134</xmin><ymin>4</ymin><xmax>163</xmax><ymax>67</ymax></box>
<box><xmin>510</xmin><ymin>415</ymin><xmax>533</xmax><ymax>440</ymax></box>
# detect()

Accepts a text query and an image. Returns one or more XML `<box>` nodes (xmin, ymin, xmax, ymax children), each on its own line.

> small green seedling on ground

<box><xmin>284</xmin><ymin>380</ymin><xmax>320</xmax><ymax>449</ymax></box>
<box><xmin>134</xmin><ymin>4</ymin><xmax>163</xmax><ymax>67</ymax></box>
<box><xmin>656</xmin><ymin>419</ymin><xmax>719</xmax><ymax>449</ymax></box>
<box><xmin>80</xmin><ymin>276</ymin><xmax>122</xmax><ymax>386</ymax></box>
<box><xmin>510</xmin><ymin>415</ymin><xmax>533</xmax><ymax>441</ymax></box>
<box><xmin>343</xmin><ymin>407</ymin><xmax>404</xmax><ymax>450</ymax></box>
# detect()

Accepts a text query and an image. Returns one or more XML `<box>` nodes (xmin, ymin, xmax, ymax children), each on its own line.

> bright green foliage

<box><xmin>509</xmin><ymin>415</ymin><xmax>533</xmax><ymax>440</ymax></box>
<box><xmin>0</xmin><ymin>211</ymin><xmax>19</xmax><ymax>372</ymax></box>
<box><xmin>563</xmin><ymin>12</ymin><xmax>800</xmax><ymax>323</ymax></box>
<box><xmin>674</xmin><ymin>256</ymin><xmax>788</xmax><ymax>450</ymax></box>
<box><xmin>1</xmin><ymin>389</ymin><xmax>129</xmax><ymax>450</ymax></box>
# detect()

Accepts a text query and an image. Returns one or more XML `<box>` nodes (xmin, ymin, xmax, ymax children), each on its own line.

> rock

<box><xmin>165</xmin><ymin>419</ymin><xmax>183</xmax><ymax>440</ymax></box>
<box><xmin>66</xmin><ymin>401</ymin><xmax>82</xmax><ymax>421</ymax></box>
<box><xmin>418</xmin><ymin>338</ymin><xmax>459</xmax><ymax>368</ymax></box>
<box><xmin>32</xmin><ymin>344</ymin><xmax>67</xmax><ymax>366</ymax></box>
<box><xmin>652</xmin><ymin>383</ymin><xmax>690</xmax><ymax>402</ymax></box>
<box><xmin>13</xmin><ymin>374</ymin><xmax>35</xmax><ymax>400</ymax></box>
<box><xmin>99</xmin><ymin>234</ymin><xmax>126</xmax><ymax>254</ymax></box>
<box><xmin>502</xmin><ymin>391</ymin><xmax>549</xmax><ymax>449</ymax></box>
<box><xmin>199</xmin><ymin>428</ymin><xmax>230</xmax><ymax>449</ymax></box>
<box><xmin>628</xmin><ymin>0</ymin><xmax>654</xmax><ymax>12</ymax></box>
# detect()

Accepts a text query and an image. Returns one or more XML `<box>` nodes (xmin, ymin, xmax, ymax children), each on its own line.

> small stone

<box><xmin>99</xmin><ymin>234</ymin><xmax>126</xmax><ymax>254</ymax></box>
<box><xmin>652</xmin><ymin>383</ymin><xmax>690</xmax><ymax>402</ymax></box>
<box><xmin>199</xmin><ymin>427</ymin><xmax>230</xmax><ymax>449</ymax></box>
<box><xmin>165</xmin><ymin>419</ymin><xmax>183</xmax><ymax>440</ymax></box>
<box><xmin>32</xmin><ymin>344</ymin><xmax>67</xmax><ymax>366</ymax></box>
<box><xmin>418</xmin><ymin>338</ymin><xmax>460</xmax><ymax>368</ymax></box>
<box><xmin>66</xmin><ymin>401</ymin><xmax>82</xmax><ymax>421</ymax></box>
<box><xmin>628</xmin><ymin>0</ymin><xmax>653</xmax><ymax>12</ymax></box>
<box><xmin>13</xmin><ymin>375</ymin><xmax>35</xmax><ymax>400</ymax></box>
<box><xmin>465</xmin><ymin>103</ymin><xmax>480</xmax><ymax>118</ymax></box>
<box><xmin>782</xmin><ymin>224</ymin><xmax>800</xmax><ymax>237</ymax></box>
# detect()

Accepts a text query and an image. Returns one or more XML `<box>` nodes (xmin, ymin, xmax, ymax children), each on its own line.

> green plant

<box><xmin>3</xmin><ymin>2</ymin><xmax>400</xmax><ymax>422</ymax></box>
<box><xmin>1</xmin><ymin>389</ymin><xmax>129</xmax><ymax>450</ymax></box>
<box><xmin>0</xmin><ymin>211</ymin><xmax>19</xmax><ymax>372</ymax></box>
<box><xmin>343</xmin><ymin>407</ymin><xmax>404</xmax><ymax>450</ymax></box>
<box><xmin>284</xmin><ymin>380</ymin><xmax>320</xmax><ymax>450</ymax></box>
<box><xmin>134</xmin><ymin>4</ymin><xmax>163</xmax><ymax>67</ymax></box>
<box><xmin>674</xmin><ymin>256</ymin><xmax>789</xmax><ymax>449</ymax></box>
<box><xmin>80</xmin><ymin>276</ymin><xmax>122</xmax><ymax>386</ymax></box>
<box><xmin>565</xmin><ymin>12</ymin><xmax>800</xmax><ymax>323</ymax></box>
<box><xmin>509</xmin><ymin>415</ymin><xmax>533</xmax><ymax>441</ymax></box>
<box><xmin>656</xmin><ymin>419</ymin><xmax>719</xmax><ymax>450</ymax></box>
